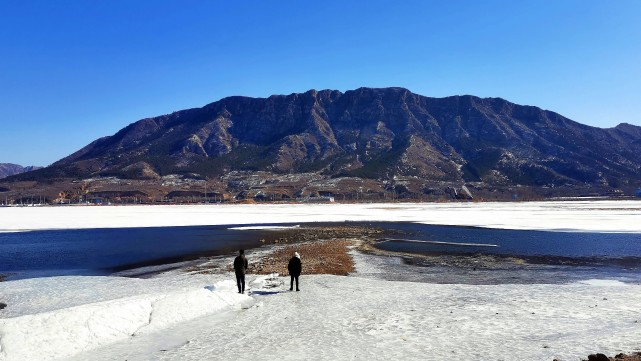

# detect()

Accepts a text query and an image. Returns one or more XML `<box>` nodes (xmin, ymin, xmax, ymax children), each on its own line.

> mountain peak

<box><xmin>5</xmin><ymin>87</ymin><xmax>641</xmax><ymax>199</ymax></box>
<box><xmin>0</xmin><ymin>163</ymin><xmax>43</xmax><ymax>179</ymax></box>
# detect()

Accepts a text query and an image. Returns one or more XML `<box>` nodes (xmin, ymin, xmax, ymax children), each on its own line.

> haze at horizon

<box><xmin>1</xmin><ymin>0</ymin><xmax>640</xmax><ymax>166</ymax></box>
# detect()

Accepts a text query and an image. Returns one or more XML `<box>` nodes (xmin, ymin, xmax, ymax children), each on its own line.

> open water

<box><xmin>0</xmin><ymin>225</ymin><xmax>266</xmax><ymax>279</ymax></box>
<box><xmin>369</xmin><ymin>222</ymin><xmax>641</xmax><ymax>284</ymax></box>
<box><xmin>1</xmin><ymin>222</ymin><xmax>641</xmax><ymax>282</ymax></box>
<box><xmin>374</xmin><ymin>223</ymin><xmax>641</xmax><ymax>266</ymax></box>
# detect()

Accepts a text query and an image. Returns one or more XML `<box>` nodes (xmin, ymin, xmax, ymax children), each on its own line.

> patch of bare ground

<box><xmin>251</xmin><ymin>239</ymin><xmax>356</xmax><ymax>276</ymax></box>
<box><xmin>257</xmin><ymin>225</ymin><xmax>384</xmax><ymax>246</ymax></box>
<box><xmin>183</xmin><ymin>225</ymin><xmax>383</xmax><ymax>276</ymax></box>
<box><xmin>579</xmin><ymin>353</ymin><xmax>641</xmax><ymax>361</ymax></box>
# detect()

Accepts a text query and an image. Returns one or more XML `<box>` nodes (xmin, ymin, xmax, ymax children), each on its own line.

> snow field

<box><xmin>0</xmin><ymin>276</ymin><xmax>252</xmax><ymax>361</ymax></box>
<box><xmin>152</xmin><ymin>275</ymin><xmax>641</xmax><ymax>361</ymax></box>
<box><xmin>2</xmin><ymin>200</ymin><xmax>641</xmax><ymax>233</ymax></box>
<box><xmin>1</xmin><ymin>273</ymin><xmax>640</xmax><ymax>360</ymax></box>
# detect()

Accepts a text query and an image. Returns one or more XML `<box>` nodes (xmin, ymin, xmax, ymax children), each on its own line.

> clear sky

<box><xmin>1</xmin><ymin>0</ymin><xmax>640</xmax><ymax>166</ymax></box>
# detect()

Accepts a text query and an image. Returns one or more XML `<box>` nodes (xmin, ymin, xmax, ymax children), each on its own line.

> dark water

<box><xmin>371</xmin><ymin>223</ymin><xmax>641</xmax><ymax>284</ymax></box>
<box><xmin>374</xmin><ymin>223</ymin><xmax>641</xmax><ymax>265</ymax></box>
<box><xmin>0</xmin><ymin>226</ymin><xmax>266</xmax><ymax>279</ymax></box>
<box><xmin>2</xmin><ymin>222</ymin><xmax>641</xmax><ymax>282</ymax></box>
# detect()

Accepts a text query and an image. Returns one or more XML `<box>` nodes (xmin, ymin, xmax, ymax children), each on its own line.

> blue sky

<box><xmin>1</xmin><ymin>0</ymin><xmax>640</xmax><ymax>166</ymax></box>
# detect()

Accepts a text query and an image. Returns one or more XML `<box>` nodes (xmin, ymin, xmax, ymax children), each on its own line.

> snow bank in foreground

<box><xmin>86</xmin><ymin>275</ymin><xmax>641</xmax><ymax>361</ymax></box>
<box><xmin>0</xmin><ymin>276</ymin><xmax>251</xmax><ymax>361</ymax></box>
<box><xmin>1</xmin><ymin>200</ymin><xmax>641</xmax><ymax>233</ymax></box>
<box><xmin>2</xmin><ymin>272</ymin><xmax>641</xmax><ymax>361</ymax></box>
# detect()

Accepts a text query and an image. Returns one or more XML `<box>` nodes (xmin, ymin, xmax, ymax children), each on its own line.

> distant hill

<box><xmin>8</xmin><ymin>87</ymin><xmax>641</xmax><ymax>197</ymax></box>
<box><xmin>0</xmin><ymin>163</ymin><xmax>42</xmax><ymax>179</ymax></box>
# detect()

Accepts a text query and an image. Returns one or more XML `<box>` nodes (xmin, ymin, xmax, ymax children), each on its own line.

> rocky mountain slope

<box><xmin>8</xmin><ymin>87</ymin><xmax>641</xmax><ymax>198</ymax></box>
<box><xmin>0</xmin><ymin>163</ymin><xmax>41</xmax><ymax>179</ymax></box>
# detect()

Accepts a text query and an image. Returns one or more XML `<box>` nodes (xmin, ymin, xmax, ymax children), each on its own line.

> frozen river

<box><xmin>1</xmin><ymin>201</ymin><xmax>641</xmax><ymax>361</ymax></box>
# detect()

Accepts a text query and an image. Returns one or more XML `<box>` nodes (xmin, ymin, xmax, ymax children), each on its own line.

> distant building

<box><xmin>235</xmin><ymin>190</ymin><xmax>291</xmax><ymax>202</ymax></box>
<box><xmin>298</xmin><ymin>195</ymin><xmax>335</xmax><ymax>203</ymax></box>
<box><xmin>87</xmin><ymin>190</ymin><xmax>148</xmax><ymax>203</ymax></box>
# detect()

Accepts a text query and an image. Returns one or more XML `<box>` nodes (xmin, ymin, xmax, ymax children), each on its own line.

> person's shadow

<box><xmin>250</xmin><ymin>290</ymin><xmax>282</xmax><ymax>295</ymax></box>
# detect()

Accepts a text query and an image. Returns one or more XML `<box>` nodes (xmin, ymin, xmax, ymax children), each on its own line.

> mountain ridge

<box><xmin>0</xmin><ymin>163</ymin><xmax>42</xmax><ymax>179</ymax></box>
<box><xmin>6</xmin><ymin>87</ymin><xmax>641</xmax><ymax>200</ymax></box>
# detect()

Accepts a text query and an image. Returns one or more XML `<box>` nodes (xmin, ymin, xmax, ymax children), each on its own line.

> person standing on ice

<box><xmin>288</xmin><ymin>252</ymin><xmax>302</xmax><ymax>291</ymax></box>
<box><xmin>234</xmin><ymin>249</ymin><xmax>249</xmax><ymax>293</ymax></box>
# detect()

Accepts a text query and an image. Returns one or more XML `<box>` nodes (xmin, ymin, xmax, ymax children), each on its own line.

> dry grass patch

<box><xmin>252</xmin><ymin>239</ymin><xmax>356</xmax><ymax>276</ymax></box>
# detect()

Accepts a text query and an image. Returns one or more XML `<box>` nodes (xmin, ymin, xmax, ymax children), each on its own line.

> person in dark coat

<box><xmin>287</xmin><ymin>252</ymin><xmax>302</xmax><ymax>291</ymax></box>
<box><xmin>233</xmin><ymin>249</ymin><xmax>249</xmax><ymax>293</ymax></box>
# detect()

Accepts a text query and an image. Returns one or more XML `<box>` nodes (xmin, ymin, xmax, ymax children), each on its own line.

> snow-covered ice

<box><xmin>1</xmin><ymin>200</ymin><xmax>641</xmax><ymax>233</ymax></box>
<box><xmin>1</xmin><ymin>201</ymin><xmax>641</xmax><ymax>360</ymax></box>
<box><xmin>0</xmin><ymin>274</ymin><xmax>252</xmax><ymax>361</ymax></box>
<box><xmin>150</xmin><ymin>276</ymin><xmax>641</xmax><ymax>361</ymax></box>
<box><xmin>2</xmin><ymin>272</ymin><xmax>640</xmax><ymax>361</ymax></box>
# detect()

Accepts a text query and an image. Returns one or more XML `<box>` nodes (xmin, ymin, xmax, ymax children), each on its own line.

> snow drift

<box><xmin>0</xmin><ymin>277</ymin><xmax>251</xmax><ymax>361</ymax></box>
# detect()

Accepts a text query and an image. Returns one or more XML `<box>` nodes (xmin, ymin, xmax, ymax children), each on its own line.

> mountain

<box><xmin>0</xmin><ymin>163</ymin><xmax>42</xmax><ymax>179</ymax></box>
<box><xmin>7</xmin><ymin>87</ymin><xmax>641</xmax><ymax>198</ymax></box>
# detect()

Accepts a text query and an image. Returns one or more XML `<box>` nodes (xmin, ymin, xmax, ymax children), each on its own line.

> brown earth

<box><xmin>243</xmin><ymin>225</ymin><xmax>386</xmax><ymax>276</ymax></box>
<box><xmin>256</xmin><ymin>225</ymin><xmax>384</xmax><ymax>246</ymax></box>
<box><xmin>251</xmin><ymin>239</ymin><xmax>356</xmax><ymax>276</ymax></box>
<box><xmin>183</xmin><ymin>225</ymin><xmax>383</xmax><ymax>276</ymax></box>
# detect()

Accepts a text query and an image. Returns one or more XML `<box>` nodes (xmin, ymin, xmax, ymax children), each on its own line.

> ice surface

<box><xmin>578</xmin><ymin>279</ymin><xmax>629</xmax><ymax>287</ymax></box>
<box><xmin>1</xmin><ymin>202</ymin><xmax>641</xmax><ymax>360</ymax></box>
<box><xmin>0</xmin><ymin>275</ymin><xmax>251</xmax><ymax>361</ymax></box>
<box><xmin>2</xmin><ymin>200</ymin><xmax>641</xmax><ymax>233</ymax></box>
<box><xmin>2</xmin><ymin>269</ymin><xmax>640</xmax><ymax>360</ymax></box>
<box><xmin>161</xmin><ymin>276</ymin><xmax>640</xmax><ymax>361</ymax></box>
<box><xmin>19</xmin><ymin>274</ymin><xmax>638</xmax><ymax>361</ymax></box>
